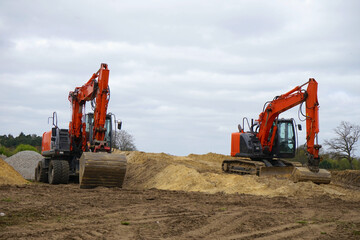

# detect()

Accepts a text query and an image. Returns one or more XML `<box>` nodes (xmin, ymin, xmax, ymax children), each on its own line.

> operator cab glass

<box><xmin>84</xmin><ymin>113</ymin><xmax>112</xmax><ymax>147</ymax></box>
<box><xmin>104</xmin><ymin>115</ymin><xmax>112</xmax><ymax>147</ymax></box>
<box><xmin>273</xmin><ymin>119</ymin><xmax>296</xmax><ymax>158</ymax></box>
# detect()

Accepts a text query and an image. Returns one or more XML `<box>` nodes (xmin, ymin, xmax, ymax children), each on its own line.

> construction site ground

<box><xmin>1</xmin><ymin>151</ymin><xmax>360</xmax><ymax>239</ymax></box>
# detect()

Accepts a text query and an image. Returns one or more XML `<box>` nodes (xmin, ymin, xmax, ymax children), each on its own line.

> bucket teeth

<box><xmin>79</xmin><ymin>152</ymin><xmax>127</xmax><ymax>188</ymax></box>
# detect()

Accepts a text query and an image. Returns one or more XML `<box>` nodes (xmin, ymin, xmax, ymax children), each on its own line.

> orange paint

<box><xmin>41</xmin><ymin>130</ymin><xmax>52</xmax><ymax>153</ymax></box>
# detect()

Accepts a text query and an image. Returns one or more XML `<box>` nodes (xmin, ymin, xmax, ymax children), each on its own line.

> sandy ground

<box><xmin>1</xmin><ymin>151</ymin><xmax>360</xmax><ymax>239</ymax></box>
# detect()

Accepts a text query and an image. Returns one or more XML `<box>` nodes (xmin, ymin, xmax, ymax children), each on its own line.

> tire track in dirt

<box><xmin>225</xmin><ymin>222</ymin><xmax>335</xmax><ymax>240</ymax></box>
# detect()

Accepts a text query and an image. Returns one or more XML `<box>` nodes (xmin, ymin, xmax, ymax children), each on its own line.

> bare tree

<box><xmin>112</xmin><ymin>130</ymin><xmax>137</xmax><ymax>151</ymax></box>
<box><xmin>325</xmin><ymin>121</ymin><xmax>360</xmax><ymax>169</ymax></box>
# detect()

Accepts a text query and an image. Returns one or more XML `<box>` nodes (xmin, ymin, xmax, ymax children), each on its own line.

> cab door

<box><xmin>276</xmin><ymin>120</ymin><xmax>296</xmax><ymax>158</ymax></box>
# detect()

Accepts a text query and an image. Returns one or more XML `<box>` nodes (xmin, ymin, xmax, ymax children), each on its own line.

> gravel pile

<box><xmin>5</xmin><ymin>151</ymin><xmax>43</xmax><ymax>180</ymax></box>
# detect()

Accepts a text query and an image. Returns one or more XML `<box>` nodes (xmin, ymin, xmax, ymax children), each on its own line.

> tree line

<box><xmin>0</xmin><ymin>130</ymin><xmax>137</xmax><ymax>157</ymax></box>
<box><xmin>0</xmin><ymin>132</ymin><xmax>42</xmax><ymax>156</ymax></box>
<box><xmin>0</xmin><ymin>132</ymin><xmax>42</xmax><ymax>148</ymax></box>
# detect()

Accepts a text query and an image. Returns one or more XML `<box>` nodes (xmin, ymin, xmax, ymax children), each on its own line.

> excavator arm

<box><xmin>256</xmin><ymin>78</ymin><xmax>321</xmax><ymax>170</ymax></box>
<box><xmin>68</xmin><ymin>63</ymin><xmax>110</xmax><ymax>152</ymax></box>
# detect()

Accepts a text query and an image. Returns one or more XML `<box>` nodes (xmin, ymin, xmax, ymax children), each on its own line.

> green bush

<box><xmin>13</xmin><ymin>144</ymin><xmax>40</xmax><ymax>154</ymax></box>
<box><xmin>0</xmin><ymin>144</ymin><xmax>40</xmax><ymax>157</ymax></box>
<box><xmin>0</xmin><ymin>146</ymin><xmax>12</xmax><ymax>157</ymax></box>
<box><xmin>337</xmin><ymin>158</ymin><xmax>351</xmax><ymax>170</ymax></box>
<box><xmin>319</xmin><ymin>160</ymin><xmax>332</xmax><ymax>169</ymax></box>
<box><xmin>353</xmin><ymin>160</ymin><xmax>360</xmax><ymax>170</ymax></box>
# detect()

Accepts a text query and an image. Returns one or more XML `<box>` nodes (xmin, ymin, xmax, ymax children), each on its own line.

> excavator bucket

<box><xmin>79</xmin><ymin>152</ymin><xmax>127</xmax><ymax>189</ymax></box>
<box><xmin>259</xmin><ymin>166</ymin><xmax>331</xmax><ymax>184</ymax></box>
<box><xmin>291</xmin><ymin>167</ymin><xmax>331</xmax><ymax>184</ymax></box>
<box><xmin>259</xmin><ymin>166</ymin><xmax>295</xmax><ymax>179</ymax></box>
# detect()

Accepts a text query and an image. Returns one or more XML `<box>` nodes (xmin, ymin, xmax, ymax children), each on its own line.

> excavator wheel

<box><xmin>48</xmin><ymin>160</ymin><xmax>70</xmax><ymax>184</ymax></box>
<box><xmin>35</xmin><ymin>161</ymin><xmax>48</xmax><ymax>183</ymax></box>
<box><xmin>60</xmin><ymin>160</ymin><xmax>69</xmax><ymax>184</ymax></box>
<box><xmin>48</xmin><ymin>160</ymin><xmax>63</xmax><ymax>184</ymax></box>
<box><xmin>79</xmin><ymin>152</ymin><xmax>127</xmax><ymax>189</ymax></box>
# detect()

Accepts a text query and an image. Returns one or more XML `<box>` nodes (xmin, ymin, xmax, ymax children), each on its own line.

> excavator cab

<box><xmin>84</xmin><ymin>113</ymin><xmax>113</xmax><ymax>149</ymax></box>
<box><xmin>271</xmin><ymin>119</ymin><xmax>296</xmax><ymax>159</ymax></box>
<box><xmin>231</xmin><ymin>118</ymin><xmax>296</xmax><ymax>159</ymax></box>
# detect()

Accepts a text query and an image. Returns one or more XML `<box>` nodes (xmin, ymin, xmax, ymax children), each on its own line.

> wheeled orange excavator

<box><xmin>35</xmin><ymin>63</ymin><xmax>127</xmax><ymax>188</ymax></box>
<box><xmin>222</xmin><ymin>79</ymin><xmax>331</xmax><ymax>184</ymax></box>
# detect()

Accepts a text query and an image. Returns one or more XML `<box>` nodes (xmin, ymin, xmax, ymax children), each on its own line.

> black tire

<box><xmin>60</xmin><ymin>160</ymin><xmax>69</xmax><ymax>184</ymax></box>
<box><xmin>48</xmin><ymin>160</ymin><xmax>62</xmax><ymax>184</ymax></box>
<box><xmin>35</xmin><ymin>161</ymin><xmax>48</xmax><ymax>183</ymax></box>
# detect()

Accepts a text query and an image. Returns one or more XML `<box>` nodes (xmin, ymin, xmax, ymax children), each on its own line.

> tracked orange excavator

<box><xmin>35</xmin><ymin>63</ymin><xmax>127</xmax><ymax>188</ymax></box>
<box><xmin>222</xmin><ymin>78</ymin><xmax>331</xmax><ymax>184</ymax></box>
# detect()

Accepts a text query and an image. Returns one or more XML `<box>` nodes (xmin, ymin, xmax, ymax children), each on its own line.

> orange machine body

<box><xmin>41</xmin><ymin>130</ymin><xmax>52</xmax><ymax>153</ymax></box>
<box><xmin>231</xmin><ymin>132</ymin><xmax>241</xmax><ymax>157</ymax></box>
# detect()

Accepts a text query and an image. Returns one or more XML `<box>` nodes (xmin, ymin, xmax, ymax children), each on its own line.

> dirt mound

<box><xmin>0</xmin><ymin>157</ymin><xmax>28</xmax><ymax>185</ymax></box>
<box><xmin>120</xmin><ymin>151</ymin><xmax>360</xmax><ymax>200</ymax></box>
<box><xmin>5</xmin><ymin>151</ymin><xmax>43</xmax><ymax>180</ymax></box>
<box><xmin>187</xmin><ymin>152</ymin><xmax>233</xmax><ymax>163</ymax></box>
<box><xmin>331</xmin><ymin>170</ymin><xmax>360</xmax><ymax>188</ymax></box>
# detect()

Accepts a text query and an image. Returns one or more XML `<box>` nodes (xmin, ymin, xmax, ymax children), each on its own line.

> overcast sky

<box><xmin>0</xmin><ymin>0</ymin><xmax>359</xmax><ymax>156</ymax></box>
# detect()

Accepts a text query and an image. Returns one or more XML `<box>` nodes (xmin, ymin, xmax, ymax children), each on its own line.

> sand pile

<box><xmin>5</xmin><ymin>151</ymin><xmax>43</xmax><ymax>180</ymax></box>
<box><xmin>118</xmin><ymin>151</ymin><xmax>360</xmax><ymax>199</ymax></box>
<box><xmin>331</xmin><ymin>170</ymin><xmax>360</xmax><ymax>188</ymax></box>
<box><xmin>0</xmin><ymin>157</ymin><xmax>28</xmax><ymax>185</ymax></box>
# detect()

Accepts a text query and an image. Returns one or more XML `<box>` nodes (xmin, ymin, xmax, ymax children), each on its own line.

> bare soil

<box><xmin>1</xmin><ymin>184</ymin><xmax>360</xmax><ymax>240</ymax></box>
<box><xmin>1</xmin><ymin>151</ymin><xmax>360</xmax><ymax>239</ymax></box>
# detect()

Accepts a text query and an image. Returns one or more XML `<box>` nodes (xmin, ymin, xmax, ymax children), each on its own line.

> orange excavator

<box><xmin>222</xmin><ymin>79</ymin><xmax>331</xmax><ymax>184</ymax></box>
<box><xmin>35</xmin><ymin>63</ymin><xmax>127</xmax><ymax>188</ymax></box>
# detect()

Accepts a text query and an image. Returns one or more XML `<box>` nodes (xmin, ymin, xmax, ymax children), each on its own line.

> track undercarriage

<box><xmin>222</xmin><ymin>158</ymin><xmax>331</xmax><ymax>184</ymax></box>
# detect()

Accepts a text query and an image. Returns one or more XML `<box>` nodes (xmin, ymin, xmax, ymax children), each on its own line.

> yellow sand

<box><xmin>116</xmin><ymin>150</ymin><xmax>360</xmax><ymax>200</ymax></box>
<box><xmin>0</xmin><ymin>157</ymin><xmax>28</xmax><ymax>185</ymax></box>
